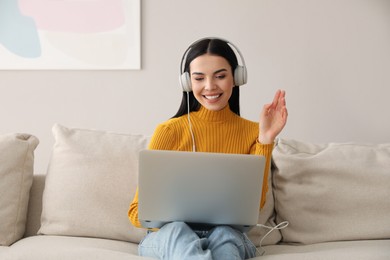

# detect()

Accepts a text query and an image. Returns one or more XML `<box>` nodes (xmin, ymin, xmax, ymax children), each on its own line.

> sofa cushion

<box><xmin>39</xmin><ymin>124</ymin><xmax>149</xmax><ymax>243</ymax></box>
<box><xmin>263</xmin><ymin>239</ymin><xmax>390</xmax><ymax>259</ymax></box>
<box><xmin>9</xmin><ymin>235</ymin><xmax>149</xmax><ymax>260</ymax></box>
<box><xmin>0</xmin><ymin>133</ymin><xmax>39</xmax><ymax>246</ymax></box>
<box><xmin>272</xmin><ymin>138</ymin><xmax>390</xmax><ymax>244</ymax></box>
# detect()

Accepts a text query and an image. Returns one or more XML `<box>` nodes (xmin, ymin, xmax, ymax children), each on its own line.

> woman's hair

<box><xmin>172</xmin><ymin>38</ymin><xmax>240</xmax><ymax>118</ymax></box>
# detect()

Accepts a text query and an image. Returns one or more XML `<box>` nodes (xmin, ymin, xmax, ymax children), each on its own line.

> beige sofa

<box><xmin>1</xmin><ymin>124</ymin><xmax>389</xmax><ymax>260</ymax></box>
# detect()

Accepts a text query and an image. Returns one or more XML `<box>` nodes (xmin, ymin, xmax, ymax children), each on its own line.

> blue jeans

<box><xmin>139</xmin><ymin>222</ymin><xmax>257</xmax><ymax>260</ymax></box>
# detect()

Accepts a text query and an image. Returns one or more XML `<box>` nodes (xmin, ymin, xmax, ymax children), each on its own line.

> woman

<box><xmin>128</xmin><ymin>37</ymin><xmax>288</xmax><ymax>259</ymax></box>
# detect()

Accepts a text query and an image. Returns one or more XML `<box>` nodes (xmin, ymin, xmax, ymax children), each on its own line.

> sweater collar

<box><xmin>192</xmin><ymin>105</ymin><xmax>235</xmax><ymax>122</ymax></box>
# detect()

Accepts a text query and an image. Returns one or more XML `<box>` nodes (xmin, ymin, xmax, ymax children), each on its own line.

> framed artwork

<box><xmin>0</xmin><ymin>0</ymin><xmax>141</xmax><ymax>70</ymax></box>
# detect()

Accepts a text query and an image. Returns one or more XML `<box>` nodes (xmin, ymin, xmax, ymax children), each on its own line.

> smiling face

<box><xmin>189</xmin><ymin>54</ymin><xmax>235</xmax><ymax>111</ymax></box>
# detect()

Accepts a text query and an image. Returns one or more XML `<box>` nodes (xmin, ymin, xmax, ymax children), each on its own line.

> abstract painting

<box><xmin>0</xmin><ymin>0</ymin><xmax>141</xmax><ymax>70</ymax></box>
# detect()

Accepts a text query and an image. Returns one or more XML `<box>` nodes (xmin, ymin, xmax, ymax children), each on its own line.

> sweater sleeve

<box><xmin>148</xmin><ymin>123</ymin><xmax>178</xmax><ymax>150</ymax></box>
<box><xmin>128</xmin><ymin>187</ymin><xmax>142</xmax><ymax>228</ymax></box>
<box><xmin>128</xmin><ymin>123</ymin><xmax>177</xmax><ymax>228</ymax></box>
<box><xmin>251</xmin><ymin>141</ymin><xmax>274</xmax><ymax>209</ymax></box>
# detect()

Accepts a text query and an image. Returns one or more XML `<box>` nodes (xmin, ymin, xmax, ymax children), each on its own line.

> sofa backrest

<box><xmin>24</xmin><ymin>173</ymin><xmax>45</xmax><ymax>237</ymax></box>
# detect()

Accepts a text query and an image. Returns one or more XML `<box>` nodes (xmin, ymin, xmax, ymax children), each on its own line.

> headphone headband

<box><xmin>179</xmin><ymin>37</ymin><xmax>247</xmax><ymax>92</ymax></box>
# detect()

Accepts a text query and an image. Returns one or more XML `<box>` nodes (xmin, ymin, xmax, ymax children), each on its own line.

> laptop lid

<box><xmin>138</xmin><ymin>150</ymin><xmax>265</xmax><ymax>232</ymax></box>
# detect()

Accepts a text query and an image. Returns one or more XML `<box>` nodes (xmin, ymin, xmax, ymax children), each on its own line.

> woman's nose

<box><xmin>204</xmin><ymin>78</ymin><xmax>217</xmax><ymax>90</ymax></box>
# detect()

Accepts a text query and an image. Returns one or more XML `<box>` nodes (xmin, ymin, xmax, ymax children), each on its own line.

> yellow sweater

<box><xmin>128</xmin><ymin>105</ymin><xmax>274</xmax><ymax>228</ymax></box>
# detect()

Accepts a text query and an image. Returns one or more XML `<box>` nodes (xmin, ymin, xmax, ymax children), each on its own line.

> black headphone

<box><xmin>179</xmin><ymin>37</ymin><xmax>248</xmax><ymax>92</ymax></box>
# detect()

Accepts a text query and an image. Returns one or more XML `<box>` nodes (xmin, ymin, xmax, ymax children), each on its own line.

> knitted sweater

<box><xmin>128</xmin><ymin>105</ymin><xmax>274</xmax><ymax>228</ymax></box>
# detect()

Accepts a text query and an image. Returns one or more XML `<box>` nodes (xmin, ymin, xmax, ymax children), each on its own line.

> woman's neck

<box><xmin>193</xmin><ymin>105</ymin><xmax>234</xmax><ymax>122</ymax></box>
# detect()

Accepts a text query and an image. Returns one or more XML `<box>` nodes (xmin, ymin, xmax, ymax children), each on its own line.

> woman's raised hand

<box><xmin>258</xmin><ymin>90</ymin><xmax>288</xmax><ymax>144</ymax></box>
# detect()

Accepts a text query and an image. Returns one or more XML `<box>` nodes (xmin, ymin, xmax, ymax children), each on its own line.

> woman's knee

<box><xmin>160</xmin><ymin>222</ymin><xmax>192</xmax><ymax>235</ymax></box>
<box><xmin>158</xmin><ymin>221</ymin><xmax>202</xmax><ymax>244</ymax></box>
<box><xmin>208</xmin><ymin>226</ymin><xmax>256</xmax><ymax>259</ymax></box>
<box><xmin>209</xmin><ymin>226</ymin><xmax>242</xmax><ymax>240</ymax></box>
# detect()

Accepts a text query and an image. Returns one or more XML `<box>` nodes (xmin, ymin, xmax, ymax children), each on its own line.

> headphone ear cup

<box><xmin>234</xmin><ymin>65</ymin><xmax>247</xmax><ymax>86</ymax></box>
<box><xmin>180</xmin><ymin>72</ymin><xmax>192</xmax><ymax>92</ymax></box>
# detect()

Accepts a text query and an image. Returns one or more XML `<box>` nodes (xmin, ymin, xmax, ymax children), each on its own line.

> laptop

<box><xmin>138</xmin><ymin>149</ymin><xmax>265</xmax><ymax>232</ymax></box>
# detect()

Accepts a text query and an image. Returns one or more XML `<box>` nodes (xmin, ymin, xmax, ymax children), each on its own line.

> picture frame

<box><xmin>0</xmin><ymin>0</ymin><xmax>141</xmax><ymax>70</ymax></box>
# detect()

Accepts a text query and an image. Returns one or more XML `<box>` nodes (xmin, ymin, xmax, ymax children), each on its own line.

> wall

<box><xmin>1</xmin><ymin>0</ymin><xmax>389</xmax><ymax>173</ymax></box>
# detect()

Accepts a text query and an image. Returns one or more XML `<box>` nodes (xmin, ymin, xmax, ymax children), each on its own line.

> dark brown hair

<box><xmin>173</xmin><ymin>38</ymin><xmax>240</xmax><ymax>118</ymax></box>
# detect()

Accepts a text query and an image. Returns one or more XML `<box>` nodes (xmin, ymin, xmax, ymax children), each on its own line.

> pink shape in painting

<box><xmin>18</xmin><ymin>0</ymin><xmax>125</xmax><ymax>33</ymax></box>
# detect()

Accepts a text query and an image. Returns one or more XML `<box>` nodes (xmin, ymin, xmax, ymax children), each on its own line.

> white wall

<box><xmin>1</xmin><ymin>0</ymin><xmax>390</xmax><ymax>173</ymax></box>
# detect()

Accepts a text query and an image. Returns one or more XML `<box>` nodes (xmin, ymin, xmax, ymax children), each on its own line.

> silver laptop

<box><xmin>138</xmin><ymin>149</ymin><xmax>265</xmax><ymax>232</ymax></box>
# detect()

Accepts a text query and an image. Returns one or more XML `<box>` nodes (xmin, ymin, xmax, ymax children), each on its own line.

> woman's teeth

<box><xmin>204</xmin><ymin>94</ymin><xmax>221</xmax><ymax>100</ymax></box>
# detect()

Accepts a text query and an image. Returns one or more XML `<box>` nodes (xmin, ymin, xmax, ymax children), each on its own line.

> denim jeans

<box><xmin>139</xmin><ymin>222</ymin><xmax>256</xmax><ymax>260</ymax></box>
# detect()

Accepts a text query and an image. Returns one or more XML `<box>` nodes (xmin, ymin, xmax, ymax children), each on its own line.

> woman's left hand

<box><xmin>258</xmin><ymin>90</ymin><xmax>288</xmax><ymax>144</ymax></box>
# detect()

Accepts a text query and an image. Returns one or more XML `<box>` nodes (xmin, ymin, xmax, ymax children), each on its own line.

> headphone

<box><xmin>179</xmin><ymin>37</ymin><xmax>248</xmax><ymax>92</ymax></box>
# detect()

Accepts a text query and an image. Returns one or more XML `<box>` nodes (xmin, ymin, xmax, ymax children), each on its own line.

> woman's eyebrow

<box><xmin>191</xmin><ymin>72</ymin><xmax>204</xmax><ymax>75</ymax></box>
<box><xmin>191</xmin><ymin>68</ymin><xmax>228</xmax><ymax>76</ymax></box>
<box><xmin>214</xmin><ymin>68</ymin><xmax>227</xmax><ymax>74</ymax></box>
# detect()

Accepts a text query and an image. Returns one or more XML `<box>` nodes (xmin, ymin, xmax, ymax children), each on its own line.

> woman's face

<box><xmin>189</xmin><ymin>54</ymin><xmax>235</xmax><ymax>111</ymax></box>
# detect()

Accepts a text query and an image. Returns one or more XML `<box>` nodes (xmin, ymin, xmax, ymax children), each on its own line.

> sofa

<box><xmin>1</xmin><ymin>124</ymin><xmax>389</xmax><ymax>260</ymax></box>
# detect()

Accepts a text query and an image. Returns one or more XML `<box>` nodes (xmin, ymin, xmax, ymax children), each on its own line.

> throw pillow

<box><xmin>39</xmin><ymin>124</ymin><xmax>149</xmax><ymax>243</ymax></box>
<box><xmin>272</xmin><ymin>138</ymin><xmax>390</xmax><ymax>244</ymax></box>
<box><xmin>247</xmin><ymin>167</ymin><xmax>281</xmax><ymax>246</ymax></box>
<box><xmin>0</xmin><ymin>133</ymin><xmax>39</xmax><ymax>246</ymax></box>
